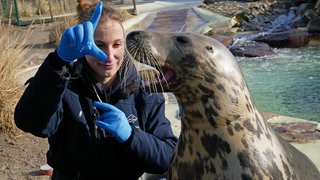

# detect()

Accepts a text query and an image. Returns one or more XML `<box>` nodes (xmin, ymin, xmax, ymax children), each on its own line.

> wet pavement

<box><xmin>140</xmin><ymin>8</ymin><xmax>207</xmax><ymax>32</ymax></box>
<box><xmin>133</xmin><ymin>0</ymin><xmax>203</xmax><ymax>14</ymax></box>
<box><xmin>123</xmin><ymin>0</ymin><xmax>212</xmax><ymax>33</ymax></box>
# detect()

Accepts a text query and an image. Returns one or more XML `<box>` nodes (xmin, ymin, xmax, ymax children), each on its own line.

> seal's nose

<box><xmin>126</xmin><ymin>30</ymin><xmax>150</xmax><ymax>41</ymax></box>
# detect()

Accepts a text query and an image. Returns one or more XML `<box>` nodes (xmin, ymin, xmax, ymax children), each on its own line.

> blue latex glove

<box><xmin>94</xmin><ymin>101</ymin><xmax>132</xmax><ymax>143</ymax></box>
<box><xmin>56</xmin><ymin>1</ymin><xmax>107</xmax><ymax>62</ymax></box>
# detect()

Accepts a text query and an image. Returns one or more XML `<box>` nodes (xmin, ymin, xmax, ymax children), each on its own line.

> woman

<box><xmin>14</xmin><ymin>1</ymin><xmax>177</xmax><ymax>179</ymax></box>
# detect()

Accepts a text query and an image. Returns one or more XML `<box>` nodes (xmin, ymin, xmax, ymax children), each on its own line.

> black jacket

<box><xmin>14</xmin><ymin>52</ymin><xmax>178</xmax><ymax>179</ymax></box>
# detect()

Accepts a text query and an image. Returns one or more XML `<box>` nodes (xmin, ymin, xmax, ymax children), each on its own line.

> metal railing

<box><xmin>1</xmin><ymin>0</ymin><xmax>137</xmax><ymax>26</ymax></box>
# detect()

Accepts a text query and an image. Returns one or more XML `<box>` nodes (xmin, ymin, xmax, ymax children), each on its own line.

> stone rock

<box><xmin>292</xmin><ymin>3</ymin><xmax>318</xmax><ymax>28</ymax></box>
<box><xmin>271</xmin><ymin>122</ymin><xmax>320</xmax><ymax>143</ymax></box>
<box><xmin>205</xmin><ymin>28</ymin><xmax>237</xmax><ymax>47</ymax></box>
<box><xmin>308</xmin><ymin>16</ymin><xmax>320</xmax><ymax>34</ymax></box>
<box><xmin>209</xmin><ymin>34</ymin><xmax>234</xmax><ymax>47</ymax></box>
<box><xmin>203</xmin><ymin>0</ymin><xmax>216</xmax><ymax>5</ymax></box>
<box><xmin>229</xmin><ymin>40</ymin><xmax>274</xmax><ymax>57</ymax></box>
<box><xmin>206</xmin><ymin>33</ymin><xmax>233</xmax><ymax>47</ymax></box>
<box><xmin>253</xmin><ymin>29</ymin><xmax>310</xmax><ymax>48</ymax></box>
<box><xmin>205</xmin><ymin>28</ymin><xmax>238</xmax><ymax>37</ymax></box>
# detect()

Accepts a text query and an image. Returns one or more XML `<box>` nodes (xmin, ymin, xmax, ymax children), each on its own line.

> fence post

<box><xmin>132</xmin><ymin>0</ymin><xmax>136</xmax><ymax>11</ymax></box>
<box><xmin>13</xmin><ymin>0</ymin><xmax>20</xmax><ymax>26</ymax></box>
<box><xmin>48</xmin><ymin>0</ymin><xmax>54</xmax><ymax>22</ymax></box>
<box><xmin>131</xmin><ymin>0</ymin><xmax>137</xmax><ymax>15</ymax></box>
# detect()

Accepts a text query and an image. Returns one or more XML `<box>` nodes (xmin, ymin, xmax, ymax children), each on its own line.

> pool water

<box><xmin>237</xmin><ymin>43</ymin><xmax>320</xmax><ymax>122</ymax></box>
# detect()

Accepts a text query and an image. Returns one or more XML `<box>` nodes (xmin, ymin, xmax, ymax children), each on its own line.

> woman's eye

<box><xmin>114</xmin><ymin>43</ymin><xmax>123</xmax><ymax>48</ymax></box>
<box><xmin>96</xmin><ymin>43</ymin><xmax>104</xmax><ymax>48</ymax></box>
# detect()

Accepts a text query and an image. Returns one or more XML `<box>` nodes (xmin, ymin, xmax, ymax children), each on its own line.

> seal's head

<box><xmin>126</xmin><ymin>30</ymin><xmax>250</xmax><ymax>111</ymax></box>
<box><xmin>126</xmin><ymin>30</ymin><xmax>242</xmax><ymax>94</ymax></box>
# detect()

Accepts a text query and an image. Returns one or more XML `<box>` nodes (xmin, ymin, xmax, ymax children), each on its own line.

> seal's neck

<box><xmin>179</xmin><ymin>69</ymin><xmax>263</xmax><ymax>131</ymax></box>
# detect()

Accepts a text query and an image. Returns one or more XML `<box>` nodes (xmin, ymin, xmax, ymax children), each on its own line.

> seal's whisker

<box><xmin>135</xmin><ymin>46</ymin><xmax>154</xmax><ymax>93</ymax></box>
<box><xmin>126</xmin><ymin>36</ymin><xmax>168</xmax><ymax>94</ymax></box>
<box><xmin>127</xmin><ymin>44</ymin><xmax>156</xmax><ymax>93</ymax></box>
<box><xmin>145</xmin><ymin>54</ymin><xmax>162</xmax><ymax>94</ymax></box>
<box><xmin>148</xmin><ymin>51</ymin><xmax>169</xmax><ymax>92</ymax></box>
<box><xmin>142</xmin><ymin>53</ymin><xmax>159</xmax><ymax>94</ymax></box>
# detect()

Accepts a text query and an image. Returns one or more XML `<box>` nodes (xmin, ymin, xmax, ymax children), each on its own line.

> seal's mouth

<box><xmin>161</xmin><ymin>66</ymin><xmax>175</xmax><ymax>83</ymax></box>
<box><xmin>126</xmin><ymin>30</ymin><xmax>176</xmax><ymax>92</ymax></box>
<box><xmin>139</xmin><ymin>66</ymin><xmax>175</xmax><ymax>92</ymax></box>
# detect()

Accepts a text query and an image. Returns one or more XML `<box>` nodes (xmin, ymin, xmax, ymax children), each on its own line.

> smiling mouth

<box><xmin>98</xmin><ymin>60</ymin><xmax>117</xmax><ymax>68</ymax></box>
<box><xmin>100</xmin><ymin>63</ymin><xmax>113</xmax><ymax>69</ymax></box>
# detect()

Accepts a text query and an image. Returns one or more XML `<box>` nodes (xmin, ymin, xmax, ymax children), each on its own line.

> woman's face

<box><xmin>86</xmin><ymin>19</ymin><xmax>125</xmax><ymax>85</ymax></box>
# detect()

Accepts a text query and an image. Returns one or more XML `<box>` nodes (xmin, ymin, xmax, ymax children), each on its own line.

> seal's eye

<box><xmin>206</xmin><ymin>46</ymin><xmax>214</xmax><ymax>53</ymax></box>
<box><xmin>176</xmin><ymin>36</ymin><xmax>189</xmax><ymax>44</ymax></box>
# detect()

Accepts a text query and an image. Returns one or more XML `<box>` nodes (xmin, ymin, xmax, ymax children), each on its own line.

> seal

<box><xmin>126</xmin><ymin>30</ymin><xmax>320</xmax><ymax>180</ymax></box>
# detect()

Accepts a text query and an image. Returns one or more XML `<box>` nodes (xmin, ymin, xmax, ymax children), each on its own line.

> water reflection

<box><xmin>237</xmin><ymin>43</ymin><xmax>320</xmax><ymax>122</ymax></box>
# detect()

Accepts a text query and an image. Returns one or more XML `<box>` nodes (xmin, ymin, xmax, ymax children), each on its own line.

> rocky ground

<box><xmin>0</xmin><ymin>133</ymin><xmax>50</xmax><ymax>180</ymax></box>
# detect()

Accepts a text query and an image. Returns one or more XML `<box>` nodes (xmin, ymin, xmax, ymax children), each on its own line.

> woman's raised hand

<box><xmin>56</xmin><ymin>1</ymin><xmax>107</xmax><ymax>62</ymax></box>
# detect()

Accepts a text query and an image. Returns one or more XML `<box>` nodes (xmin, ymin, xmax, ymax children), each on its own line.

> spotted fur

<box><xmin>126</xmin><ymin>31</ymin><xmax>320</xmax><ymax>180</ymax></box>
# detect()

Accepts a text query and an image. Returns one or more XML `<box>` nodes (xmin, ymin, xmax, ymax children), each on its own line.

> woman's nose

<box><xmin>103</xmin><ymin>47</ymin><xmax>113</xmax><ymax>59</ymax></box>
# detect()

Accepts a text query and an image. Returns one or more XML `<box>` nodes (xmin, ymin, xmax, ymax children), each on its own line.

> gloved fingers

<box><xmin>98</xmin><ymin>111</ymin><xmax>118</xmax><ymax>123</ymax></box>
<box><xmin>82</xmin><ymin>22</ymin><xmax>108</xmax><ymax>62</ymax></box>
<box><xmin>56</xmin><ymin>2</ymin><xmax>103</xmax><ymax>63</ymax></box>
<box><xmin>94</xmin><ymin>101</ymin><xmax>118</xmax><ymax>112</ymax></box>
<box><xmin>74</xmin><ymin>25</ymin><xmax>84</xmax><ymax>52</ymax></box>
<box><xmin>80</xmin><ymin>22</ymin><xmax>93</xmax><ymax>54</ymax></box>
<box><xmin>90</xmin><ymin>43</ymin><xmax>108</xmax><ymax>62</ymax></box>
<box><xmin>82</xmin><ymin>22</ymin><xmax>92</xmax><ymax>47</ymax></box>
<box><xmin>96</xmin><ymin>120</ymin><xmax>111</xmax><ymax>132</ymax></box>
<box><xmin>90</xmin><ymin>1</ymin><xmax>103</xmax><ymax>30</ymax></box>
<box><xmin>96</xmin><ymin>120</ymin><xmax>118</xmax><ymax>133</ymax></box>
<box><xmin>63</xmin><ymin>27</ymin><xmax>76</xmax><ymax>49</ymax></box>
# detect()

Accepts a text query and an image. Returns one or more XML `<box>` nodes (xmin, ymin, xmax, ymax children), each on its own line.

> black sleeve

<box><xmin>121</xmin><ymin>93</ymin><xmax>178</xmax><ymax>174</ymax></box>
<box><xmin>14</xmin><ymin>52</ymin><xmax>71</xmax><ymax>137</ymax></box>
